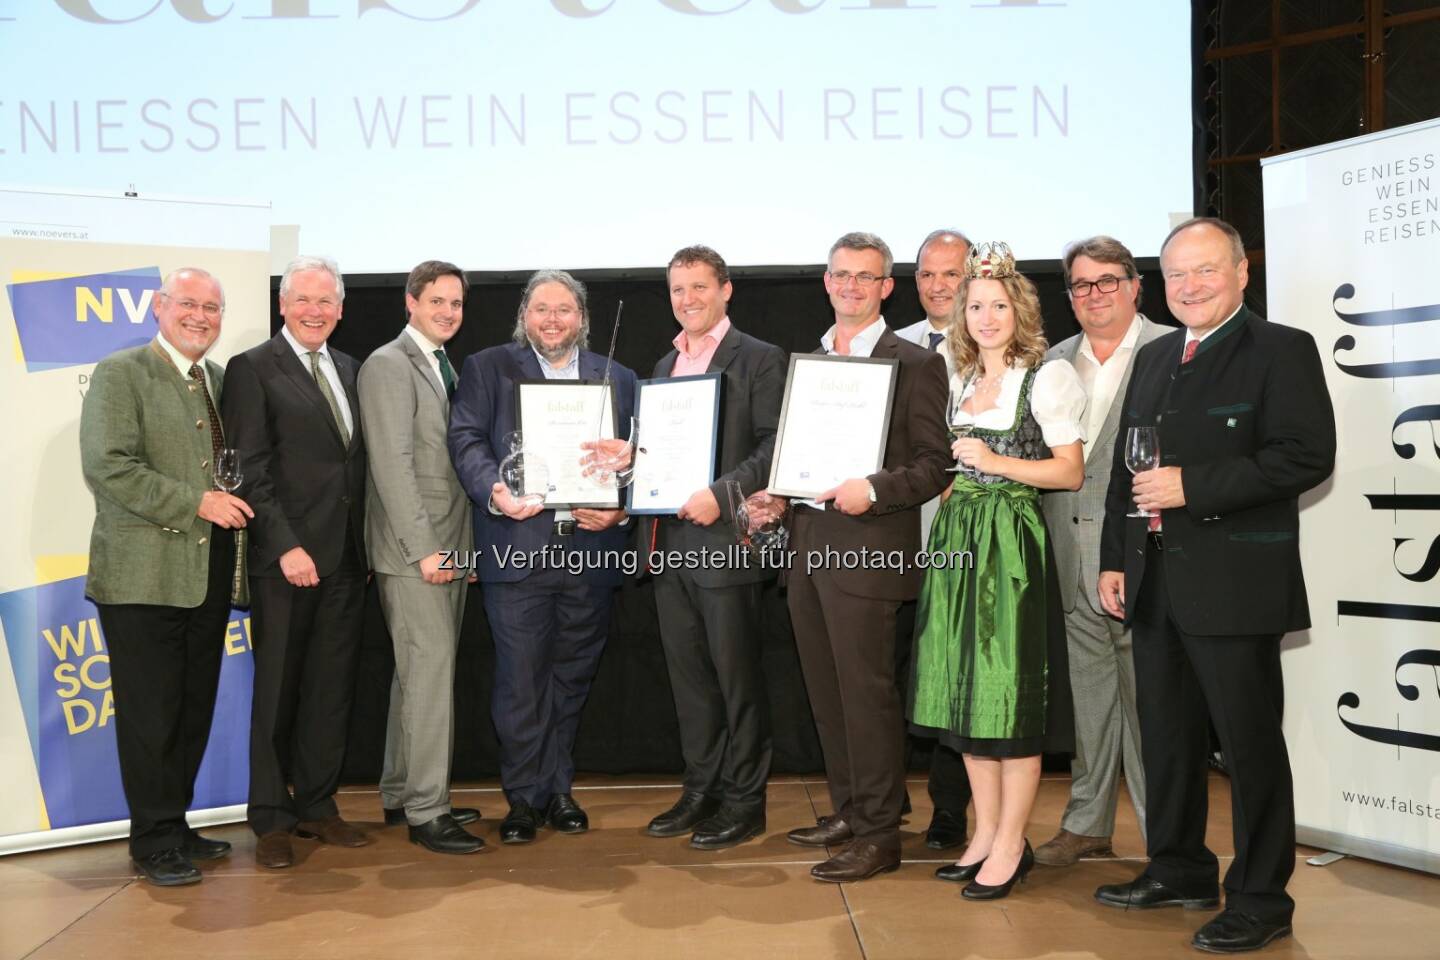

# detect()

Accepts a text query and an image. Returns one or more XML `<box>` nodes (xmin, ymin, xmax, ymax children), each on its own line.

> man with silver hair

<box><xmin>449</xmin><ymin>268</ymin><xmax>637</xmax><ymax>845</ymax></box>
<box><xmin>81</xmin><ymin>267</ymin><xmax>252</xmax><ymax>886</ymax></box>
<box><xmin>221</xmin><ymin>254</ymin><xmax>370</xmax><ymax>869</ymax></box>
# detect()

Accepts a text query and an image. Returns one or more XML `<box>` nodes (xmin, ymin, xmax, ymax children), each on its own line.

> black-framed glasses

<box><xmin>1068</xmin><ymin>275</ymin><xmax>1129</xmax><ymax>298</ymax></box>
<box><xmin>829</xmin><ymin>270</ymin><xmax>887</xmax><ymax>287</ymax></box>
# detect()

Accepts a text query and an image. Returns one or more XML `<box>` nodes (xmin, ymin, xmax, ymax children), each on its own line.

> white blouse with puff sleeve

<box><xmin>951</xmin><ymin>360</ymin><xmax>1087</xmax><ymax>448</ymax></box>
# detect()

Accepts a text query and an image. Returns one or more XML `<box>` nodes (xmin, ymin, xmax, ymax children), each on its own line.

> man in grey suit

<box><xmin>643</xmin><ymin>245</ymin><xmax>786</xmax><ymax>849</ymax></box>
<box><xmin>1035</xmin><ymin>235</ymin><xmax>1165</xmax><ymax>866</ymax></box>
<box><xmin>892</xmin><ymin>228</ymin><xmax>974</xmax><ymax>851</ymax></box>
<box><xmin>358</xmin><ymin>260</ymin><xmax>483</xmax><ymax>855</ymax></box>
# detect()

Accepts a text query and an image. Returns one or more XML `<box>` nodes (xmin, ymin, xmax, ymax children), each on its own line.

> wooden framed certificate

<box><xmin>768</xmin><ymin>354</ymin><xmax>898</xmax><ymax>498</ymax></box>
<box><xmin>514</xmin><ymin>380</ymin><xmax>621</xmax><ymax>508</ymax></box>
<box><xmin>626</xmin><ymin>373</ymin><xmax>722</xmax><ymax>516</ymax></box>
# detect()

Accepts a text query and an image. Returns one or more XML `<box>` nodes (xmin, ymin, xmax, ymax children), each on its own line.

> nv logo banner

<box><xmin>6</xmin><ymin>267</ymin><xmax>162</xmax><ymax>372</ymax></box>
<box><xmin>0</xmin><ymin>575</ymin><xmax>254</xmax><ymax>830</ymax></box>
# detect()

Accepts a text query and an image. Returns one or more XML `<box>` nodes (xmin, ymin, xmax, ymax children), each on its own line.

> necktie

<box><xmin>927</xmin><ymin>331</ymin><xmax>944</xmax><ymax>352</ymax></box>
<box><xmin>1148</xmin><ymin>339</ymin><xmax>1199</xmax><ymax>532</ymax></box>
<box><xmin>434</xmin><ymin>348</ymin><xmax>457</xmax><ymax>400</ymax></box>
<box><xmin>188</xmin><ymin>363</ymin><xmax>224</xmax><ymax>464</ymax></box>
<box><xmin>308</xmin><ymin>351</ymin><xmax>351</xmax><ymax>445</ymax></box>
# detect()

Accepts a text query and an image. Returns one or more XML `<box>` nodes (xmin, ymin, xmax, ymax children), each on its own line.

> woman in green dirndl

<box><xmin>910</xmin><ymin>242</ymin><xmax>1086</xmax><ymax>900</ymax></box>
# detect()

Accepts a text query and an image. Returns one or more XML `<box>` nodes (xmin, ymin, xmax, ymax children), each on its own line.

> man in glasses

<box><xmin>893</xmin><ymin>228</ymin><xmax>975</xmax><ymax>852</ymax></box>
<box><xmin>785</xmin><ymin>232</ymin><xmax>951</xmax><ymax>882</ymax></box>
<box><xmin>1035</xmin><ymin>236</ymin><xmax>1165</xmax><ymax>869</ymax></box>
<box><xmin>81</xmin><ymin>268</ymin><xmax>253</xmax><ymax>885</ymax></box>
<box><xmin>643</xmin><ymin>245</ymin><xmax>787</xmax><ymax>849</ymax></box>
<box><xmin>448</xmin><ymin>269</ymin><xmax>636</xmax><ymax>846</ymax></box>
<box><xmin>221</xmin><ymin>255</ymin><xmax>370</xmax><ymax>869</ymax></box>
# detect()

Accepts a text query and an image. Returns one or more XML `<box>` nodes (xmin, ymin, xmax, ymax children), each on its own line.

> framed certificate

<box><xmin>768</xmin><ymin>354</ymin><xmax>898</xmax><ymax>498</ymax></box>
<box><xmin>514</xmin><ymin>380</ymin><xmax>621</xmax><ymax>509</ymax></box>
<box><xmin>627</xmin><ymin>373</ymin><xmax>722</xmax><ymax>516</ymax></box>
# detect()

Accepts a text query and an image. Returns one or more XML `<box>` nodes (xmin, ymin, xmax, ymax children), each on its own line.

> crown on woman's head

<box><xmin>964</xmin><ymin>241</ymin><xmax>1018</xmax><ymax>280</ymax></box>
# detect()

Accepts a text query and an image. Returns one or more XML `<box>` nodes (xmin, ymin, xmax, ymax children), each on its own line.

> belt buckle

<box><xmin>554</xmin><ymin>519</ymin><xmax>576</xmax><ymax>537</ymax></box>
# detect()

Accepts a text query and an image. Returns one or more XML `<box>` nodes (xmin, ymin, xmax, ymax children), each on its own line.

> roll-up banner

<box><xmin>0</xmin><ymin>187</ymin><xmax>269</xmax><ymax>854</ymax></box>
<box><xmin>1262</xmin><ymin>118</ymin><xmax>1440</xmax><ymax>874</ymax></box>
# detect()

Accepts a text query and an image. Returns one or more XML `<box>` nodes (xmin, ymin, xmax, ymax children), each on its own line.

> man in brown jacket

<box><xmin>784</xmin><ymin>232</ymin><xmax>952</xmax><ymax>881</ymax></box>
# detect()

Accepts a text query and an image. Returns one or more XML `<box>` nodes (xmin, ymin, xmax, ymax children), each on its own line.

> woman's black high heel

<box><xmin>961</xmin><ymin>840</ymin><xmax>1034</xmax><ymax>900</ymax></box>
<box><xmin>935</xmin><ymin>857</ymin><xmax>986</xmax><ymax>883</ymax></box>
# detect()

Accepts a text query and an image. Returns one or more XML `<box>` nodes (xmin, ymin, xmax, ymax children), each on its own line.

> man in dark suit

<box><xmin>360</xmin><ymin>260</ymin><xmax>483</xmax><ymax>855</ymax></box>
<box><xmin>643</xmin><ymin>245</ymin><xmax>786</xmax><ymax>849</ymax></box>
<box><xmin>785</xmin><ymin>232</ymin><xmax>952</xmax><ymax>882</ymax></box>
<box><xmin>221</xmin><ymin>255</ymin><xmax>370</xmax><ymax>869</ymax></box>
<box><xmin>448</xmin><ymin>269</ymin><xmax>637</xmax><ymax>845</ymax></box>
<box><xmin>81</xmin><ymin>267</ymin><xmax>252</xmax><ymax>886</ymax></box>
<box><xmin>1094</xmin><ymin>218</ymin><xmax>1335</xmax><ymax>954</ymax></box>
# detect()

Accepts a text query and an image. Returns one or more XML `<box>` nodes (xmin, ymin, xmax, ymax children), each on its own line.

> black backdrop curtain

<box><xmin>280</xmin><ymin>262</ymin><xmax>1177</xmax><ymax>783</ymax></box>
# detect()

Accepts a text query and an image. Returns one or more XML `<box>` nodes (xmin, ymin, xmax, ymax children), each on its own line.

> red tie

<box><xmin>1148</xmin><ymin>339</ymin><xmax>1200</xmax><ymax>532</ymax></box>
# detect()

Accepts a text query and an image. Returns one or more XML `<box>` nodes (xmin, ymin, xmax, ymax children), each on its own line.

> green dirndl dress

<box><xmin>909</xmin><ymin>366</ymin><xmax>1074</xmax><ymax>758</ymax></box>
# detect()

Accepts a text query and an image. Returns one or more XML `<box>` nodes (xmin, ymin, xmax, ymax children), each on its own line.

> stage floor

<box><xmin>2</xmin><ymin>773</ymin><xmax>1436</xmax><ymax>960</ymax></box>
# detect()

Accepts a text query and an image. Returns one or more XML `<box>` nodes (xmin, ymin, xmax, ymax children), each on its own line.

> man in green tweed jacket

<box><xmin>79</xmin><ymin>267</ymin><xmax>253</xmax><ymax>887</ymax></box>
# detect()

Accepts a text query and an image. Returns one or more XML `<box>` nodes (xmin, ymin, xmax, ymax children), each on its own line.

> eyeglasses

<box><xmin>160</xmin><ymin>293</ymin><xmax>223</xmax><ymax>318</ymax></box>
<box><xmin>1067</xmin><ymin>275</ymin><xmax>1130</xmax><ymax>298</ymax></box>
<box><xmin>829</xmin><ymin>271</ymin><xmax>887</xmax><ymax>287</ymax></box>
<box><xmin>529</xmin><ymin>304</ymin><xmax>578</xmax><ymax>320</ymax></box>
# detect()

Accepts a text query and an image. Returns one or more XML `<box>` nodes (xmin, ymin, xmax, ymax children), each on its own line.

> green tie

<box><xmin>307</xmin><ymin>350</ymin><xmax>351</xmax><ymax>445</ymax></box>
<box><xmin>434</xmin><ymin>348</ymin><xmax>456</xmax><ymax>400</ymax></box>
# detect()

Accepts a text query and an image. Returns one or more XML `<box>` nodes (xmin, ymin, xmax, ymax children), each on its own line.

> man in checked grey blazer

<box><xmin>1037</xmin><ymin>236</ymin><xmax>1167</xmax><ymax>867</ymax></box>
<box><xmin>358</xmin><ymin>260</ymin><xmax>482</xmax><ymax>855</ymax></box>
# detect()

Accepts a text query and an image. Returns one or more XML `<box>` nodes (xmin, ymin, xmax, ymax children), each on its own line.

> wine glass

<box><xmin>582</xmin><ymin>417</ymin><xmax>639</xmax><ymax>490</ymax></box>
<box><xmin>500</xmin><ymin>431</ymin><xmax>550</xmax><ymax>508</ymax></box>
<box><xmin>946</xmin><ymin>391</ymin><xmax>974</xmax><ymax>474</ymax></box>
<box><xmin>214</xmin><ymin>448</ymin><xmax>242</xmax><ymax>492</ymax></box>
<box><xmin>1124</xmin><ymin>426</ymin><xmax>1160</xmax><ymax>517</ymax></box>
<box><xmin>726</xmin><ymin>480</ymin><xmax>788</xmax><ymax>554</ymax></box>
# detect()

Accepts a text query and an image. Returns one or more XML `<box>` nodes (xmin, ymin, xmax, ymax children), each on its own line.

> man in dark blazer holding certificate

<box><xmin>643</xmin><ymin>245</ymin><xmax>787</xmax><ymax>849</ymax></box>
<box><xmin>785</xmin><ymin>232</ymin><xmax>952</xmax><ymax>882</ymax></box>
<box><xmin>448</xmin><ymin>269</ymin><xmax>637</xmax><ymax>845</ymax></box>
<box><xmin>221</xmin><ymin>255</ymin><xmax>369</xmax><ymax>869</ymax></box>
<box><xmin>359</xmin><ymin>260</ymin><xmax>483</xmax><ymax>855</ymax></box>
<box><xmin>1095</xmin><ymin>218</ymin><xmax>1335</xmax><ymax>954</ymax></box>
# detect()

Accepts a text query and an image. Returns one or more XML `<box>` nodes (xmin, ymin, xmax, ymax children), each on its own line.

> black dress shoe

<box><xmin>924</xmin><ymin>808</ymin><xmax>967</xmax><ymax>851</ymax></box>
<box><xmin>786</xmin><ymin>814</ymin><xmax>853</xmax><ymax>847</ymax></box>
<box><xmin>546</xmin><ymin>793</ymin><xmax>589</xmax><ymax>834</ymax></box>
<box><xmin>935</xmin><ymin>857</ymin><xmax>985</xmax><ymax>883</ymax></box>
<box><xmin>133</xmin><ymin>848</ymin><xmax>202</xmax><ymax>887</ymax></box>
<box><xmin>182</xmin><ymin>832</ymin><xmax>231</xmax><ymax>862</ymax></box>
<box><xmin>1191</xmin><ymin>909</ymin><xmax>1293</xmax><ymax>954</ymax></box>
<box><xmin>500</xmin><ymin>802</ymin><xmax>547</xmax><ymax>844</ymax></box>
<box><xmin>408</xmin><ymin>813</ymin><xmax>485</xmax><ymax>855</ymax></box>
<box><xmin>810</xmin><ymin>839</ymin><xmax>901</xmax><ymax>883</ymax></box>
<box><xmin>1094</xmin><ymin>874</ymin><xmax>1221</xmax><ymax>910</ymax></box>
<box><xmin>690</xmin><ymin>808</ymin><xmax>765</xmax><ymax>849</ymax></box>
<box><xmin>647</xmin><ymin>791</ymin><xmax>721</xmax><ymax>838</ymax></box>
<box><xmin>961</xmin><ymin>840</ymin><xmax>1034</xmax><ymax>901</ymax></box>
<box><xmin>385</xmin><ymin>806</ymin><xmax>481</xmax><ymax>827</ymax></box>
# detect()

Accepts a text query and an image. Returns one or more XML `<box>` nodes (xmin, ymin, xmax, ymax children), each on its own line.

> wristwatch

<box><xmin>867</xmin><ymin>481</ymin><xmax>878</xmax><ymax>504</ymax></box>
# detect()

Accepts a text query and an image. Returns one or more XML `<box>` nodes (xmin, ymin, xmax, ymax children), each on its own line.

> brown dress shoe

<box><xmin>296</xmin><ymin>815</ymin><xmax>370</xmax><ymax>848</ymax></box>
<box><xmin>786</xmin><ymin>814</ymin><xmax>853</xmax><ymax>847</ymax></box>
<box><xmin>810</xmin><ymin>839</ymin><xmax>901</xmax><ymax>883</ymax></box>
<box><xmin>255</xmin><ymin>830</ymin><xmax>294</xmax><ymax>869</ymax></box>
<box><xmin>1032</xmin><ymin>829</ymin><xmax>1113</xmax><ymax>867</ymax></box>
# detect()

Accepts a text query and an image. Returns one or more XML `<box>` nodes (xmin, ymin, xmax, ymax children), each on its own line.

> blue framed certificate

<box><xmin>626</xmin><ymin>373</ymin><xmax>722</xmax><ymax>516</ymax></box>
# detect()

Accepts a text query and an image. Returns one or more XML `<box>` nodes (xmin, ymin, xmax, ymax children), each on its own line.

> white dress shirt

<box><xmin>154</xmin><ymin>332</ymin><xmax>217</xmax><ymax>405</ymax></box>
<box><xmin>403</xmin><ymin>323</ymin><xmax>447</xmax><ymax>395</ymax></box>
<box><xmin>1073</xmin><ymin>313</ymin><xmax>1145</xmax><ymax>463</ymax></box>
<box><xmin>820</xmin><ymin>316</ymin><xmax>888</xmax><ymax>357</ymax></box>
<box><xmin>280</xmin><ymin>325</ymin><xmax>353</xmax><ymax>436</ymax></box>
